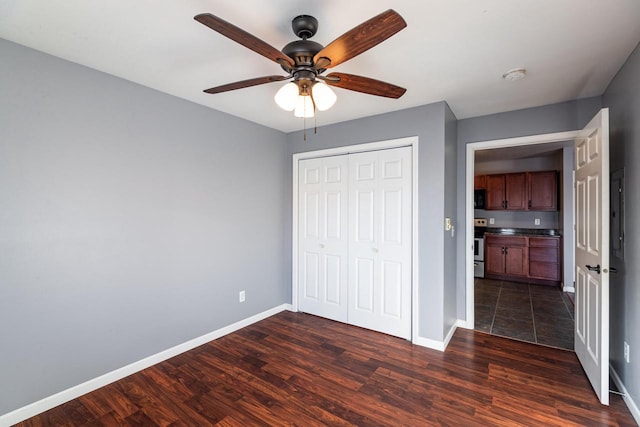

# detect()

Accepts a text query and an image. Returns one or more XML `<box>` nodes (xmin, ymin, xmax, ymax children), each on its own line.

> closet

<box><xmin>297</xmin><ymin>146</ymin><xmax>412</xmax><ymax>339</ymax></box>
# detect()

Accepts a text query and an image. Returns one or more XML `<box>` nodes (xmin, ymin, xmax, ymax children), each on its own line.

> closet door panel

<box><xmin>298</xmin><ymin>156</ymin><xmax>349</xmax><ymax>322</ymax></box>
<box><xmin>348</xmin><ymin>147</ymin><xmax>412</xmax><ymax>339</ymax></box>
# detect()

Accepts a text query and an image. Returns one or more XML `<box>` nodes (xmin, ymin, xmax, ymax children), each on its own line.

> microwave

<box><xmin>474</xmin><ymin>189</ymin><xmax>486</xmax><ymax>209</ymax></box>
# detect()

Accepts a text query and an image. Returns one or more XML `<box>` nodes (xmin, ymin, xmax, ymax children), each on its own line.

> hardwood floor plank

<box><xmin>15</xmin><ymin>311</ymin><xmax>636</xmax><ymax>426</ymax></box>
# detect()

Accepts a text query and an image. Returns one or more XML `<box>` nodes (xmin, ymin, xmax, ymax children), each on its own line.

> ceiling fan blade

<box><xmin>204</xmin><ymin>75</ymin><xmax>289</xmax><ymax>94</ymax></box>
<box><xmin>324</xmin><ymin>73</ymin><xmax>406</xmax><ymax>99</ymax></box>
<box><xmin>313</xmin><ymin>9</ymin><xmax>406</xmax><ymax>69</ymax></box>
<box><xmin>195</xmin><ymin>13</ymin><xmax>294</xmax><ymax>70</ymax></box>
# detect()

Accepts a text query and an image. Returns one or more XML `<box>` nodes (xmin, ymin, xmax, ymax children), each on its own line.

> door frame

<box><xmin>292</xmin><ymin>136</ymin><xmax>420</xmax><ymax>343</ymax></box>
<box><xmin>464</xmin><ymin>130</ymin><xmax>582</xmax><ymax>329</ymax></box>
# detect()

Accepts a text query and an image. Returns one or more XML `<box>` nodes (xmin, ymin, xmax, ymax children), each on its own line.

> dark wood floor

<box><xmin>17</xmin><ymin>311</ymin><xmax>636</xmax><ymax>426</ymax></box>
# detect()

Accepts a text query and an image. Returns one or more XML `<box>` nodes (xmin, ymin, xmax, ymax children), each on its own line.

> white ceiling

<box><xmin>2</xmin><ymin>1</ymin><xmax>640</xmax><ymax>133</ymax></box>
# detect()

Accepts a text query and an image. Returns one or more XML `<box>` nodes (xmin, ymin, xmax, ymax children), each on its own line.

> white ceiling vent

<box><xmin>502</xmin><ymin>68</ymin><xmax>527</xmax><ymax>81</ymax></box>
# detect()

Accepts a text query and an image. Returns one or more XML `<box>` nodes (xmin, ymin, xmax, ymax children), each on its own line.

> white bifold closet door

<box><xmin>298</xmin><ymin>146</ymin><xmax>412</xmax><ymax>339</ymax></box>
<box><xmin>298</xmin><ymin>155</ymin><xmax>350</xmax><ymax>323</ymax></box>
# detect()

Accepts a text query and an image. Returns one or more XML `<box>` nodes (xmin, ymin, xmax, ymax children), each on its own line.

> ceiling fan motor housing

<box><xmin>282</xmin><ymin>15</ymin><xmax>324</xmax><ymax>75</ymax></box>
<box><xmin>291</xmin><ymin>15</ymin><xmax>318</xmax><ymax>39</ymax></box>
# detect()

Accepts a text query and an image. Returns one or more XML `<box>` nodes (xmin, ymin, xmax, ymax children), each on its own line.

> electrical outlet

<box><xmin>534</xmin><ymin>218</ymin><xmax>541</xmax><ymax>225</ymax></box>
<box><xmin>239</xmin><ymin>290</ymin><xmax>246</xmax><ymax>303</ymax></box>
<box><xmin>489</xmin><ymin>218</ymin><xmax>495</xmax><ymax>225</ymax></box>
<box><xmin>624</xmin><ymin>341</ymin><xmax>630</xmax><ymax>363</ymax></box>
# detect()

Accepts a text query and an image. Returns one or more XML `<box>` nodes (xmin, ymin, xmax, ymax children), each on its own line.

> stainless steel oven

<box><xmin>474</xmin><ymin>218</ymin><xmax>487</xmax><ymax>278</ymax></box>
<box><xmin>474</xmin><ymin>237</ymin><xmax>485</xmax><ymax>262</ymax></box>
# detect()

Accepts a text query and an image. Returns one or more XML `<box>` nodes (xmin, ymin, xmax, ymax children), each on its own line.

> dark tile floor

<box><xmin>474</xmin><ymin>278</ymin><xmax>575</xmax><ymax>350</ymax></box>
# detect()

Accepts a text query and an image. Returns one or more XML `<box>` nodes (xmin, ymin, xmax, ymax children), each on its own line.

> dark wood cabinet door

<box><xmin>485</xmin><ymin>175</ymin><xmax>505</xmax><ymax>210</ymax></box>
<box><xmin>529</xmin><ymin>171</ymin><xmax>558</xmax><ymax>211</ymax></box>
<box><xmin>505</xmin><ymin>244</ymin><xmax>528</xmax><ymax>276</ymax></box>
<box><xmin>474</xmin><ymin>175</ymin><xmax>486</xmax><ymax>190</ymax></box>
<box><xmin>505</xmin><ymin>173</ymin><xmax>527</xmax><ymax>210</ymax></box>
<box><xmin>529</xmin><ymin>237</ymin><xmax>561</xmax><ymax>280</ymax></box>
<box><xmin>485</xmin><ymin>241</ymin><xmax>506</xmax><ymax>275</ymax></box>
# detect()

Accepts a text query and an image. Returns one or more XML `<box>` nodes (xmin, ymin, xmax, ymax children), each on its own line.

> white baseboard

<box><xmin>456</xmin><ymin>318</ymin><xmax>470</xmax><ymax>329</ymax></box>
<box><xmin>412</xmin><ymin>320</ymin><xmax>464</xmax><ymax>352</ymax></box>
<box><xmin>0</xmin><ymin>304</ymin><xmax>290</xmax><ymax>427</ymax></box>
<box><xmin>413</xmin><ymin>336</ymin><xmax>446</xmax><ymax>351</ymax></box>
<box><xmin>610</xmin><ymin>365</ymin><xmax>640</xmax><ymax>425</ymax></box>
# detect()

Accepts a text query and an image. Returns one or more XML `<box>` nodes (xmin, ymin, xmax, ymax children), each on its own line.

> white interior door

<box><xmin>348</xmin><ymin>147</ymin><xmax>412</xmax><ymax>339</ymax></box>
<box><xmin>298</xmin><ymin>155</ymin><xmax>349</xmax><ymax>322</ymax></box>
<box><xmin>574</xmin><ymin>108</ymin><xmax>610</xmax><ymax>405</ymax></box>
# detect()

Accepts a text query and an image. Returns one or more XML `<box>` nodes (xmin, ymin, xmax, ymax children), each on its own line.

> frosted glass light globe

<box><xmin>312</xmin><ymin>82</ymin><xmax>337</xmax><ymax>111</ymax></box>
<box><xmin>274</xmin><ymin>82</ymin><xmax>298</xmax><ymax>111</ymax></box>
<box><xmin>294</xmin><ymin>95</ymin><xmax>314</xmax><ymax>118</ymax></box>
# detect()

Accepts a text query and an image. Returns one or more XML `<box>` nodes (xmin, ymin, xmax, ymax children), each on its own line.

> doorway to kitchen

<box><xmin>472</xmin><ymin>143</ymin><xmax>575</xmax><ymax>350</ymax></box>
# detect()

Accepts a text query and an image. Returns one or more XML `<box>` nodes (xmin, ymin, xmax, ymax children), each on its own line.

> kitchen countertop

<box><xmin>485</xmin><ymin>228</ymin><xmax>562</xmax><ymax>237</ymax></box>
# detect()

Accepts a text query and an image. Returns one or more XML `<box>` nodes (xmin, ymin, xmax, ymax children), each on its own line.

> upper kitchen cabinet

<box><xmin>528</xmin><ymin>171</ymin><xmax>558</xmax><ymax>211</ymax></box>
<box><xmin>474</xmin><ymin>175</ymin><xmax>486</xmax><ymax>190</ymax></box>
<box><xmin>485</xmin><ymin>171</ymin><xmax>558</xmax><ymax>211</ymax></box>
<box><xmin>486</xmin><ymin>173</ymin><xmax>527</xmax><ymax>210</ymax></box>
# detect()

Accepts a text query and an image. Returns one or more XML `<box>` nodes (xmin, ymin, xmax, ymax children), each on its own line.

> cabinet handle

<box><xmin>528</xmin><ymin>200</ymin><xmax>532</xmax><ymax>209</ymax></box>
<box><xmin>501</xmin><ymin>247</ymin><xmax>505</xmax><ymax>254</ymax></box>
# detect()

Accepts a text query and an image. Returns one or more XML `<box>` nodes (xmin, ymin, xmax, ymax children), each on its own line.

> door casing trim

<box><xmin>464</xmin><ymin>129</ymin><xmax>584</xmax><ymax>329</ymax></box>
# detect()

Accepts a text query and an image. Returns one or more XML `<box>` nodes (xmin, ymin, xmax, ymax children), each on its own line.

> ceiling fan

<box><xmin>194</xmin><ymin>9</ymin><xmax>407</xmax><ymax>118</ymax></box>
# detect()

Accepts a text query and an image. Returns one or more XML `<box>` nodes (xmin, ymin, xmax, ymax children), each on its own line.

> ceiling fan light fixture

<box><xmin>312</xmin><ymin>82</ymin><xmax>337</xmax><ymax>111</ymax></box>
<box><xmin>294</xmin><ymin>93</ymin><xmax>315</xmax><ymax>118</ymax></box>
<box><xmin>274</xmin><ymin>82</ymin><xmax>299</xmax><ymax>111</ymax></box>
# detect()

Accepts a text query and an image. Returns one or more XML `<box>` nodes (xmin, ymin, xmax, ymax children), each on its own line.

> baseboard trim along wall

<box><xmin>610</xmin><ymin>365</ymin><xmax>640</xmax><ymax>425</ymax></box>
<box><xmin>0</xmin><ymin>304</ymin><xmax>291</xmax><ymax>426</ymax></box>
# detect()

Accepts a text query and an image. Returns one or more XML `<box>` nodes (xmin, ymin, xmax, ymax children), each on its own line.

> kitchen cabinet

<box><xmin>528</xmin><ymin>171</ymin><xmax>558</xmax><ymax>211</ymax></box>
<box><xmin>485</xmin><ymin>234</ymin><xmax>562</xmax><ymax>285</ymax></box>
<box><xmin>528</xmin><ymin>237</ymin><xmax>561</xmax><ymax>281</ymax></box>
<box><xmin>485</xmin><ymin>171</ymin><xmax>558</xmax><ymax>211</ymax></box>
<box><xmin>474</xmin><ymin>175</ymin><xmax>486</xmax><ymax>190</ymax></box>
<box><xmin>485</xmin><ymin>235</ymin><xmax>528</xmax><ymax>277</ymax></box>
<box><xmin>486</xmin><ymin>173</ymin><xmax>527</xmax><ymax>210</ymax></box>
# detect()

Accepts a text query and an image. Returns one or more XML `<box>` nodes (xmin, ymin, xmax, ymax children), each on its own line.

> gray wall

<box><xmin>286</xmin><ymin>102</ymin><xmax>452</xmax><ymax>342</ymax></box>
<box><xmin>603</xmin><ymin>41</ymin><xmax>640</xmax><ymax>411</ymax></box>
<box><xmin>456</xmin><ymin>98</ymin><xmax>602</xmax><ymax>319</ymax></box>
<box><xmin>0</xmin><ymin>39</ymin><xmax>288</xmax><ymax>415</ymax></box>
<box><xmin>443</xmin><ymin>105</ymin><xmax>458</xmax><ymax>337</ymax></box>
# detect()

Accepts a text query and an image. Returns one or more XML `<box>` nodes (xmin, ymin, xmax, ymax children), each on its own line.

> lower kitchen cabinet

<box><xmin>528</xmin><ymin>237</ymin><xmax>561</xmax><ymax>281</ymax></box>
<box><xmin>485</xmin><ymin>235</ymin><xmax>528</xmax><ymax>278</ymax></box>
<box><xmin>485</xmin><ymin>234</ymin><xmax>561</xmax><ymax>285</ymax></box>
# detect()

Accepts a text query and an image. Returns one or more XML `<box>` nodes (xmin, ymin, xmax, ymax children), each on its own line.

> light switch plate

<box><xmin>534</xmin><ymin>218</ymin><xmax>541</xmax><ymax>225</ymax></box>
<box><xmin>489</xmin><ymin>218</ymin><xmax>495</xmax><ymax>225</ymax></box>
